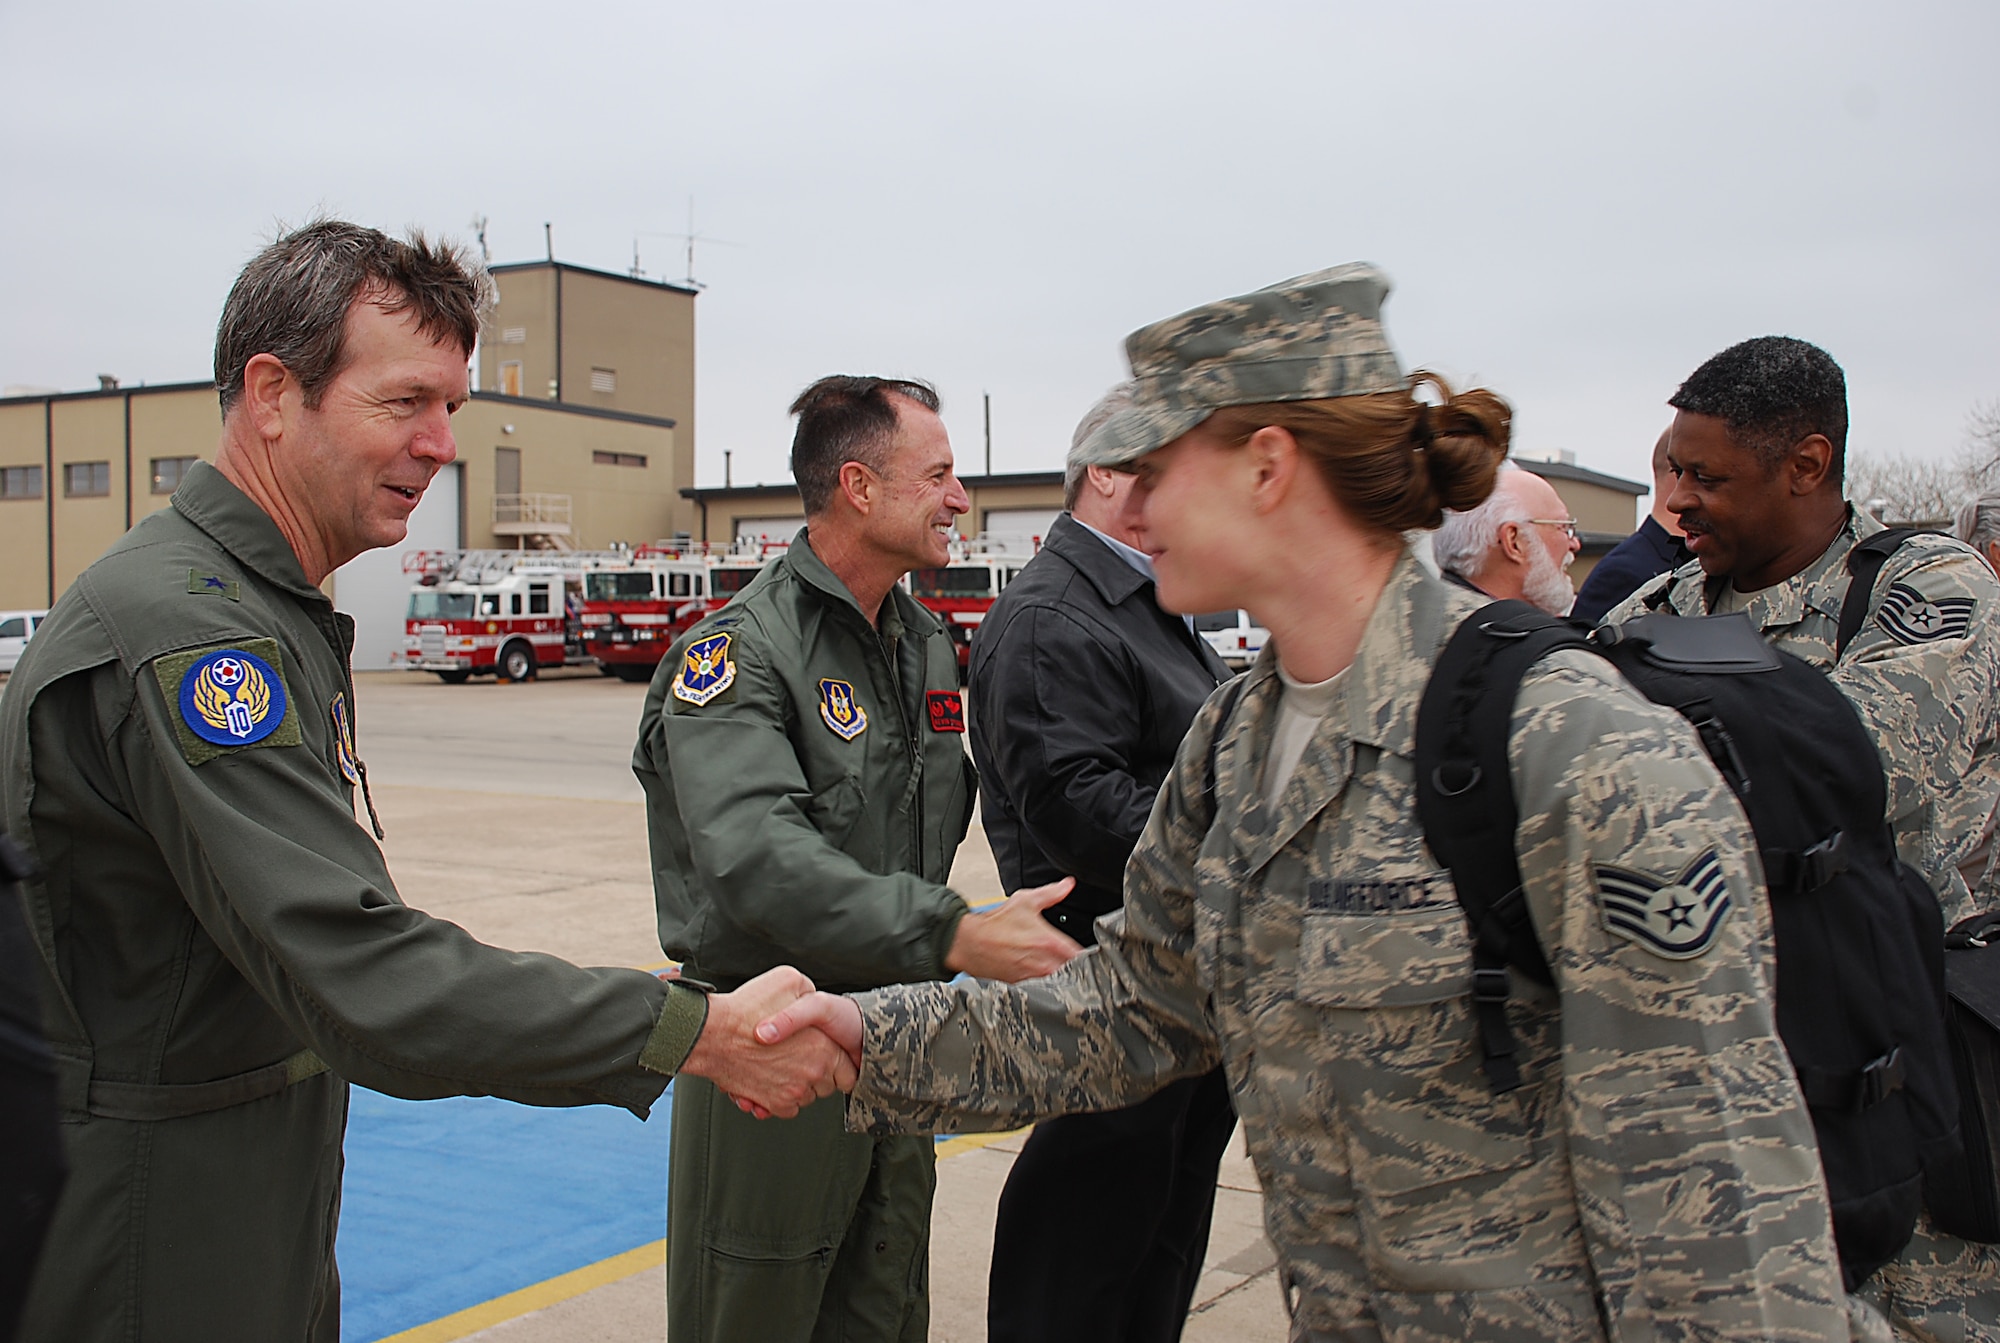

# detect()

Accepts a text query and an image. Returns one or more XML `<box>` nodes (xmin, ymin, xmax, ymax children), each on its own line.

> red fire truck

<box><xmin>904</xmin><ymin>538</ymin><xmax>1037</xmax><ymax>677</ymax></box>
<box><xmin>401</xmin><ymin>550</ymin><xmax>606</xmax><ymax>683</ymax></box>
<box><xmin>577</xmin><ymin>539</ymin><xmax>789</xmax><ymax>681</ymax></box>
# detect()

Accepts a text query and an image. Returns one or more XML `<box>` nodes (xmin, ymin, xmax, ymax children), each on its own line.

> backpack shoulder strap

<box><xmin>1415</xmin><ymin>600</ymin><xmax>1593</xmax><ymax>1092</ymax></box>
<box><xmin>1201</xmin><ymin>673</ymin><xmax>1252</xmax><ymax>802</ymax></box>
<box><xmin>1837</xmin><ymin>527</ymin><xmax>1921</xmax><ymax>659</ymax></box>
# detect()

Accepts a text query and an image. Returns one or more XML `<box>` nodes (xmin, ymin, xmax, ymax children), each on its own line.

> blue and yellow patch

<box><xmin>671</xmin><ymin>633</ymin><xmax>736</xmax><ymax>707</ymax></box>
<box><xmin>331</xmin><ymin>693</ymin><xmax>362</xmax><ymax>785</ymax></box>
<box><xmin>151</xmin><ymin>639</ymin><xmax>302</xmax><ymax>766</ymax></box>
<box><xmin>818</xmin><ymin>678</ymin><xmax>868</xmax><ymax>740</ymax></box>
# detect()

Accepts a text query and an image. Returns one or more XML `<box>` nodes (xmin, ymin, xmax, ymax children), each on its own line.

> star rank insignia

<box><xmin>1594</xmin><ymin>848</ymin><xmax>1733</xmax><ymax>959</ymax></box>
<box><xmin>1877</xmin><ymin>582</ymin><xmax>1975</xmax><ymax>646</ymax></box>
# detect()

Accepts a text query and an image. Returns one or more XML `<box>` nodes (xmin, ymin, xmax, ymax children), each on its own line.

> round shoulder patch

<box><xmin>179</xmin><ymin>648</ymin><xmax>289</xmax><ymax>746</ymax></box>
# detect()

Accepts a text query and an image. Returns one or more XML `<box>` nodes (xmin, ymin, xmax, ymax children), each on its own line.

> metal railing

<box><xmin>493</xmin><ymin>493</ymin><xmax>572</xmax><ymax>527</ymax></box>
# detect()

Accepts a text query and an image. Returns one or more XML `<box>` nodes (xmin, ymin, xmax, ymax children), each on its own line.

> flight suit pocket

<box><xmin>1294</xmin><ymin>904</ymin><xmax>1539</xmax><ymax>1288</ymax></box>
<box><xmin>805</xmin><ymin>773</ymin><xmax>865</xmax><ymax>849</ymax></box>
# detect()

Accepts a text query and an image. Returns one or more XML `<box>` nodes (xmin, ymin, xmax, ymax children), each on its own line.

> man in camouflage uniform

<box><xmin>0</xmin><ymin>222</ymin><xmax>846</xmax><ymax>1343</ymax></box>
<box><xmin>1604</xmin><ymin>335</ymin><xmax>2000</xmax><ymax>1342</ymax></box>
<box><xmin>762</xmin><ymin>268</ymin><xmax>1847</xmax><ymax>1340</ymax></box>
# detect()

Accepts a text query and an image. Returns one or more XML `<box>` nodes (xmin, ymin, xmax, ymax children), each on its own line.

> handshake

<box><xmin>677</xmin><ymin>877</ymin><xmax>1081</xmax><ymax>1119</ymax></box>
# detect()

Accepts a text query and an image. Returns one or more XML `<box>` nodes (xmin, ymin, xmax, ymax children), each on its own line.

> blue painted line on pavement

<box><xmin>337</xmin><ymin>1083</ymin><xmax>673</xmax><ymax>1342</ymax></box>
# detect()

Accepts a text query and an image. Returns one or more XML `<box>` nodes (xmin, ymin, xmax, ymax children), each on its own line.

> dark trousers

<box><xmin>987</xmin><ymin>1066</ymin><xmax>1237</xmax><ymax>1343</ymax></box>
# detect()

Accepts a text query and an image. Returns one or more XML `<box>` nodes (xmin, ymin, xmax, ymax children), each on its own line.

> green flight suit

<box><xmin>633</xmin><ymin>530</ymin><xmax>977</xmax><ymax>1343</ymax></box>
<box><xmin>0</xmin><ymin>463</ymin><xmax>707</xmax><ymax>1343</ymax></box>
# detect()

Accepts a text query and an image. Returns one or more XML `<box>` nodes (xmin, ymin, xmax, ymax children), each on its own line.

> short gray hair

<box><xmin>1431</xmin><ymin>462</ymin><xmax>1529</xmax><ymax>578</ymax></box>
<box><xmin>215</xmin><ymin>218</ymin><xmax>490</xmax><ymax>415</ymax></box>
<box><xmin>1065</xmin><ymin>382</ymin><xmax>1135</xmax><ymax>510</ymax></box>
<box><xmin>1955</xmin><ymin>491</ymin><xmax>2000</xmax><ymax>552</ymax></box>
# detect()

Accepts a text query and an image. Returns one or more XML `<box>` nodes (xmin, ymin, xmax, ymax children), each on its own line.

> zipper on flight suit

<box><xmin>876</xmin><ymin>626</ymin><xmax>925</xmax><ymax>871</ymax></box>
<box><xmin>309</xmin><ymin>606</ymin><xmax>385</xmax><ymax>840</ymax></box>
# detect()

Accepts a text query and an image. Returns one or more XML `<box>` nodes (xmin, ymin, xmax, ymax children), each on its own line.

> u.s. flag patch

<box><xmin>1876</xmin><ymin>582</ymin><xmax>1975</xmax><ymax>646</ymax></box>
<box><xmin>1595</xmin><ymin>849</ymin><xmax>1732</xmax><ymax>959</ymax></box>
<box><xmin>671</xmin><ymin>633</ymin><xmax>736</xmax><ymax>706</ymax></box>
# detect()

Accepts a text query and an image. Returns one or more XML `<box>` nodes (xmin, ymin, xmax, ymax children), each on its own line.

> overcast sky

<box><xmin>3</xmin><ymin>0</ymin><xmax>1995</xmax><ymax>500</ymax></box>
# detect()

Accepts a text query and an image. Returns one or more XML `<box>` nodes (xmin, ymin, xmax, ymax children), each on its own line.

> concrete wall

<box><xmin>458</xmin><ymin>398</ymin><xmax>683</xmax><ymax>546</ymax></box>
<box><xmin>0</xmin><ymin>400</ymin><xmax>51</xmax><ymax>608</ymax></box>
<box><xmin>0</xmin><ymin>384</ymin><xmax>680</xmax><ymax>611</ymax></box>
<box><xmin>481</xmin><ymin>262</ymin><xmax>697</xmax><ymax>489</ymax></box>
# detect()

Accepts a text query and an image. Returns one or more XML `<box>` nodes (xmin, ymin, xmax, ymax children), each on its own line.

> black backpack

<box><xmin>1412</xmin><ymin>535</ymin><xmax>1960</xmax><ymax>1290</ymax></box>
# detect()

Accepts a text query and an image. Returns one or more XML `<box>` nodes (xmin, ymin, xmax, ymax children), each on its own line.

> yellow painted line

<box><xmin>372</xmin><ymin>1127</ymin><xmax>1027</xmax><ymax>1341</ymax></box>
<box><xmin>374</xmin><ymin>1239</ymin><xmax>665</xmax><ymax>1342</ymax></box>
<box><xmin>935</xmin><ymin>1126</ymin><xmax>1029</xmax><ymax>1158</ymax></box>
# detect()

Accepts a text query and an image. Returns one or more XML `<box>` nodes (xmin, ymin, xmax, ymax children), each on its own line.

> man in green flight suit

<box><xmin>0</xmin><ymin>220</ymin><xmax>851</xmax><ymax>1343</ymax></box>
<box><xmin>633</xmin><ymin>375</ymin><xmax>1082</xmax><ymax>1342</ymax></box>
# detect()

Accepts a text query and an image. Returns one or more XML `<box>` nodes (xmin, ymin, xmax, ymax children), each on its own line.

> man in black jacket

<box><xmin>1572</xmin><ymin>428</ymin><xmax>1690</xmax><ymax>624</ymax></box>
<box><xmin>968</xmin><ymin>385</ymin><xmax>1236</xmax><ymax>1343</ymax></box>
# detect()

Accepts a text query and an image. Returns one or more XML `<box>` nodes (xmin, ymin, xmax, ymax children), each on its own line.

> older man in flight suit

<box><xmin>0</xmin><ymin>221</ymin><xmax>843</xmax><ymax>1343</ymax></box>
<box><xmin>633</xmin><ymin>375</ymin><xmax>1080</xmax><ymax>1342</ymax></box>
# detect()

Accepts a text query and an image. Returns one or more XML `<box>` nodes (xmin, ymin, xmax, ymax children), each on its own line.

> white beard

<box><xmin>1521</xmin><ymin>539</ymin><xmax>1576</xmax><ymax>617</ymax></box>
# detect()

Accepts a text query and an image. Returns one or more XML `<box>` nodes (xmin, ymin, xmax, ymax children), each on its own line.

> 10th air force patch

<box><xmin>151</xmin><ymin>639</ymin><xmax>303</xmax><ymax>766</ymax></box>
<box><xmin>1595</xmin><ymin>848</ymin><xmax>1732</xmax><ymax>958</ymax></box>
<box><xmin>672</xmin><ymin>633</ymin><xmax>736</xmax><ymax>707</ymax></box>
<box><xmin>818</xmin><ymin>678</ymin><xmax>868</xmax><ymax>740</ymax></box>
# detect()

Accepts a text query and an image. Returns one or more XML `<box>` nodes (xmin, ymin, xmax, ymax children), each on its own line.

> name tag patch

<box><xmin>1307</xmin><ymin>874</ymin><xmax>1453</xmax><ymax>915</ymax></box>
<box><xmin>926</xmin><ymin>690</ymin><xmax>965</xmax><ymax>733</ymax></box>
<box><xmin>818</xmin><ymin>678</ymin><xmax>868</xmax><ymax>740</ymax></box>
<box><xmin>671</xmin><ymin>633</ymin><xmax>736</xmax><ymax>707</ymax></box>
<box><xmin>1596</xmin><ymin>848</ymin><xmax>1732</xmax><ymax>959</ymax></box>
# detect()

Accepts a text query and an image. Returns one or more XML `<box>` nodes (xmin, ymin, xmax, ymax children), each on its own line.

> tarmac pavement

<box><xmin>352</xmin><ymin>667</ymin><xmax>1288</xmax><ymax>1341</ymax></box>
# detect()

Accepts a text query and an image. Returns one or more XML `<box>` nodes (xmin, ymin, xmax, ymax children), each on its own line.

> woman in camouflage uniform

<box><xmin>763</xmin><ymin>265</ymin><xmax>1847</xmax><ymax>1341</ymax></box>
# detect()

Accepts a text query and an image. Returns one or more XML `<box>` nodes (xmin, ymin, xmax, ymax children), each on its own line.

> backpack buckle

<box><xmin>1800</xmin><ymin>832</ymin><xmax>1849</xmax><ymax>891</ymax></box>
<box><xmin>1859</xmin><ymin>1047</ymin><xmax>1906</xmax><ymax>1109</ymax></box>
<box><xmin>1471</xmin><ymin>966</ymin><xmax>1510</xmax><ymax>1004</ymax></box>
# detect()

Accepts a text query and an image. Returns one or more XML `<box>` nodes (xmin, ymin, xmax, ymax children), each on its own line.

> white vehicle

<box><xmin>0</xmin><ymin>610</ymin><xmax>47</xmax><ymax>675</ymax></box>
<box><xmin>1194</xmin><ymin>610</ymin><xmax>1268</xmax><ymax>671</ymax></box>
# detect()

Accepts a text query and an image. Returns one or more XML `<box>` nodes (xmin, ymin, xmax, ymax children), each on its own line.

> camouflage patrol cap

<box><xmin>1075</xmin><ymin>263</ymin><xmax>1407</xmax><ymax>467</ymax></box>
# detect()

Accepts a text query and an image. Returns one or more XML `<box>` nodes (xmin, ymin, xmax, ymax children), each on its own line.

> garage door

<box><xmin>980</xmin><ymin>509</ymin><xmax>1061</xmax><ymax>555</ymax></box>
<box><xmin>735</xmin><ymin>516</ymin><xmax>805</xmax><ymax>544</ymax></box>
<box><xmin>333</xmin><ymin>464</ymin><xmax>463</xmax><ymax>670</ymax></box>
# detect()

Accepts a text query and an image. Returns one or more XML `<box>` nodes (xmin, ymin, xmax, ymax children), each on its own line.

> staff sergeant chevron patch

<box><xmin>1594</xmin><ymin>848</ymin><xmax>1732</xmax><ymax>959</ymax></box>
<box><xmin>1876</xmin><ymin>581</ymin><xmax>1976</xmax><ymax>645</ymax></box>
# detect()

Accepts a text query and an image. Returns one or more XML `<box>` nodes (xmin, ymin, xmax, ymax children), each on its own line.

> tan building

<box><xmin>1516</xmin><ymin>456</ymin><xmax>1648</xmax><ymax>586</ymax></box>
<box><xmin>0</xmin><ymin>381</ymin><xmax>684</xmax><ymax>613</ymax></box>
<box><xmin>478</xmin><ymin>259</ymin><xmax>697</xmax><ymax>456</ymax></box>
<box><xmin>684</xmin><ymin>470</ymin><xmax>1069</xmax><ymax>552</ymax></box>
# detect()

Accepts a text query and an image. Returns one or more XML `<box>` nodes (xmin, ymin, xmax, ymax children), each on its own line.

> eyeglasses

<box><xmin>1525</xmin><ymin>518</ymin><xmax>1579</xmax><ymax>539</ymax></box>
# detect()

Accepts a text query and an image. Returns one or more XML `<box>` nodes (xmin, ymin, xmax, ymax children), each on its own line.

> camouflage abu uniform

<box><xmin>848</xmin><ymin>552</ymin><xmax>1845</xmax><ymax>1341</ymax></box>
<box><xmin>1608</xmin><ymin>507</ymin><xmax>2000</xmax><ymax>1343</ymax></box>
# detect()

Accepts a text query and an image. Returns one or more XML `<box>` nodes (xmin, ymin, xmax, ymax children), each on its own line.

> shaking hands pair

<box><xmin>681</xmin><ymin>878</ymin><xmax>1081</xmax><ymax>1120</ymax></box>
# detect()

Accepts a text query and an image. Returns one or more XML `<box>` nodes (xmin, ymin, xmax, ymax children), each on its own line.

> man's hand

<box><xmin>757</xmin><ymin>992</ymin><xmax>864</xmax><ymax>1068</ymax></box>
<box><xmin>678</xmin><ymin>966</ymin><xmax>857</xmax><ymax>1119</ymax></box>
<box><xmin>944</xmin><ymin>878</ymin><xmax>1083</xmax><ymax>983</ymax></box>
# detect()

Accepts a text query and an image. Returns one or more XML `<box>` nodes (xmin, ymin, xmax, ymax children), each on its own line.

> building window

<box><xmin>499</xmin><ymin>361</ymin><xmax>523</xmax><ymax>397</ymax></box>
<box><xmin>592</xmin><ymin>451</ymin><xmax>648</xmax><ymax>468</ymax></box>
<box><xmin>151</xmin><ymin>456</ymin><xmax>198</xmax><ymax>495</ymax></box>
<box><xmin>64</xmin><ymin>461</ymin><xmax>111</xmax><ymax>498</ymax></box>
<box><xmin>500</xmin><ymin>327</ymin><xmax>527</xmax><ymax>344</ymax></box>
<box><xmin>589</xmin><ymin>367</ymin><xmax>616</xmax><ymax>394</ymax></box>
<box><xmin>0</xmin><ymin>465</ymin><xmax>42</xmax><ymax>499</ymax></box>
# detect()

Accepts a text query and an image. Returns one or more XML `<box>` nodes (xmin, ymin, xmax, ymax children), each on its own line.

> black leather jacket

<box><xmin>968</xmin><ymin>514</ymin><xmax>1231</xmax><ymax>944</ymax></box>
